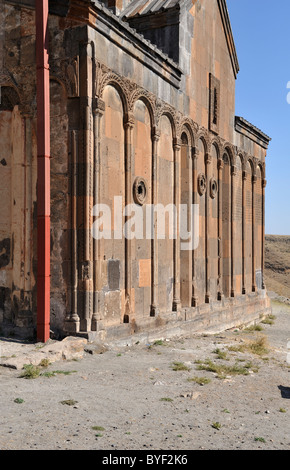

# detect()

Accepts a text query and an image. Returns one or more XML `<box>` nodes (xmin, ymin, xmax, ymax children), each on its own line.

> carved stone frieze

<box><xmin>50</xmin><ymin>57</ymin><xmax>80</xmax><ymax>98</ymax></box>
<box><xmin>91</xmin><ymin>58</ymin><xmax>265</xmax><ymax>173</ymax></box>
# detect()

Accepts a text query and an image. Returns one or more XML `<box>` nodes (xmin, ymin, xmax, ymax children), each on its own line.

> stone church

<box><xmin>0</xmin><ymin>0</ymin><xmax>271</xmax><ymax>342</ymax></box>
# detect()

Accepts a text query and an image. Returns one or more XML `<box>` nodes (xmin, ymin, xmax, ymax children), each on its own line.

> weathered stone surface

<box><xmin>0</xmin><ymin>0</ymin><xmax>271</xmax><ymax>342</ymax></box>
<box><xmin>0</xmin><ymin>337</ymin><xmax>88</xmax><ymax>370</ymax></box>
<box><xmin>84</xmin><ymin>343</ymin><xmax>109</xmax><ymax>355</ymax></box>
<box><xmin>40</xmin><ymin>337</ymin><xmax>88</xmax><ymax>361</ymax></box>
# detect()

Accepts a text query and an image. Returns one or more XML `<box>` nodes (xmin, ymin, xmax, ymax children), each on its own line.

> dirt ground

<box><xmin>0</xmin><ymin>298</ymin><xmax>290</xmax><ymax>451</ymax></box>
<box><xmin>265</xmin><ymin>235</ymin><xmax>290</xmax><ymax>300</ymax></box>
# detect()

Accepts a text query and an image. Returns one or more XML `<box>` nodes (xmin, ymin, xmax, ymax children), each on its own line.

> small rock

<box><xmin>84</xmin><ymin>343</ymin><xmax>108</xmax><ymax>355</ymax></box>
<box><xmin>180</xmin><ymin>391</ymin><xmax>201</xmax><ymax>400</ymax></box>
<box><xmin>190</xmin><ymin>392</ymin><xmax>201</xmax><ymax>400</ymax></box>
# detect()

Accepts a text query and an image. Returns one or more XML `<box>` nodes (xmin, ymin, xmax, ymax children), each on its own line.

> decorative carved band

<box><xmin>1</xmin><ymin>58</ymin><xmax>265</xmax><ymax>175</ymax></box>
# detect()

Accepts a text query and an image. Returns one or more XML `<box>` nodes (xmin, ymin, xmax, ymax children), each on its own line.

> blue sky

<box><xmin>227</xmin><ymin>0</ymin><xmax>290</xmax><ymax>235</ymax></box>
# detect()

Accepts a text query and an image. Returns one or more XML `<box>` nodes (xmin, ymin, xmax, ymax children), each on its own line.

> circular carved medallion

<box><xmin>198</xmin><ymin>173</ymin><xmax>207</xmax><ymax>196</ymax></box>
<box><xmin>133</xmin><ymin>177</ymin><xmax>147</xmax><ymax>206</ymax></box>
<box><xmin>209</xmin><ymin>177</ymin><xmax>218</xmax><ymax>199</ymax></box>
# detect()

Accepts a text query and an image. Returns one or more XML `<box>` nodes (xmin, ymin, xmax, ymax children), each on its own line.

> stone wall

<box><xmin>0</xmin><ymin>0</ymin><xmax>271</xmax><ymax>340</ymax></box>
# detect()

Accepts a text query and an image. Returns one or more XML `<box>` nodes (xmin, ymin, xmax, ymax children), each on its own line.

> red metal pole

<box><xmin>36</xmin><ymin>0</ymin><xmax>50</xmax><ymax>342</ymax></box>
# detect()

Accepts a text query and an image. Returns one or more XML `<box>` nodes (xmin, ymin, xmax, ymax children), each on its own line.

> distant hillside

<box><xmin>264</xmin><ymin>235</ymin><xmax>290</xmax><ymax>299</ymax></box>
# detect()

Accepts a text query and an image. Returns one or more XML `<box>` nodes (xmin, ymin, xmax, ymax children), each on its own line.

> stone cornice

<box><xmin>235</xmin><ymin>116</ymin><xmax>271</xmax><ymax>150</ymax></box>
<box><xmin>90</xmin><ymin>0</ymin><xmax>182</xmax><ymax>88</ymax></box>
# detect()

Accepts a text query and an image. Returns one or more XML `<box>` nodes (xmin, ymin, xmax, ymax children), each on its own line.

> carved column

<box><xmin>78</xmin><ymin>41</ymin><xmax>94</xmax><ymax>331</ymax></box>
<box><xmin>217</xmin><ymin>158</ymin><xmax>224</xmax><ymax>300</ymax></box>
<box><xmin>191</xmin><ymin>146</ymin><xmax>199</xmax><ymax>307</ymax></box>
<box><xmin>205</xmin><ymin>152</ymin><xmax>212</xmax><ymax>303</ymax></box>
<box><xmin>150</xmin><ymin>128</ymin><xmax>160</xmax><ymax>317</ymax></box>
<box><xmin>124</xmin><ymin>112</ymin><xmax>135</xmax><ymax>323</ymax></box>
<box><xmin>185</xmin><ymin>140</ymin><xmax>193</xmax><ymax>307</ymax></box>
<box><xmin>23</xmin><ymin>114</ymin><xmax>34</xmax><ymax>314</ymax></box>
<box><xmin>173</xmin><ymin>137</ymin><xmax>181</xmax><ymax>312</ymax></box>
<box><xmin>262</xmin><ymin>177</ymin><xmax>267</xmax><ymax>290</ymax></box>
<box><xmin>252</xmin><ymin>173</ymin><xmax>257</xmax><ymax>292</ymax></box>
<box><xmin>242</xmin><ymin>168</ymin><xmax>247</xmax><ymax>294</ymax></box>
<box><xmin>65</xmin><ymin>130</ymin><xmax>80</xmax><ymax>333</ymax></box>
<box><xmin>231</xmin><ymin>165</ymin><xmax>236</xmax><ymax>298</ymax></box>
<box><xmin>14</xmin><ymin>109</ymin><xmax>35</xmax><ymax>323</ymax></box>
<box><xmin>91</xmin><ymin>98</ymin><xmax>105</xmax><ymax>331</ymax></box>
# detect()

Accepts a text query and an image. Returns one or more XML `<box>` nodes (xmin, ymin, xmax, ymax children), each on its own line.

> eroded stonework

<box><xmin>0</xmin><ymin>0</ymin><xmax>271</xmax><ymax>340</ymax></box>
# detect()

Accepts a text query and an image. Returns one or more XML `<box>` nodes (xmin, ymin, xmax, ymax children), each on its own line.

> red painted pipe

<box><xmin>36</xmin><ymin>0</ymin><xmax>50</xmax><ymax>342</ymax></box>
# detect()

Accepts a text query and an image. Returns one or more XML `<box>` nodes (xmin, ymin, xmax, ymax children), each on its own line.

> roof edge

<box><xmin>235</xmin><ymin>116</ymin><xmax>271</xmax><ymax>150</ymax></box>
<box><xmin>217</xmin><ymin>0</ymin><xmax>240</xmax><ymax>79</ymax></box>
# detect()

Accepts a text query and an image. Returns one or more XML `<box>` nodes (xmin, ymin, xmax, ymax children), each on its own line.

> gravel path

<box><xmin>0</xmin><ymin>299</ymin><xmax>290</xmax><ymax>451</ymax></box>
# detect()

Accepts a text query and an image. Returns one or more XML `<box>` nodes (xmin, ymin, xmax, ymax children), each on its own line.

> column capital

<box><xmin>93</xmin><ymin>97</ymin><xmax>105</xmax><ymax>115</ymax></box>
<box><xmin>231</xmin><ymin>165</ymin><xmax>237</xmax><ymax>177</ymax></box>
<box><xmin>152</xmin><ymin>127</ymin><xmax>161</xmax><ymax>142</ymax></box>
<box><xmin>191</xmin><ymin>147</ymin><xmax>200</xmax><ymax>159</ymax></box>
<box><xmin>217</xmin><ymin>158</ymin><xmax>224</xmax><ymax>170</ymax></box>
<box><xmin>242</xmin><ymin>170</ymin><xmax>248</xmax><ymax>181</ymax></box>
<box><xmin>205</xmin><ymin>152</ymin><xmax>212</xmax><ymax>165</ymax></box>
<box><xmin>173</xmin><ymin>137</ymin><xmax>182</xmax><ymax>151</ymax></box>
<box><xmin>124</xmin><ymin>113</ymin><xmax>135</xmax><ymax>130</ymax></box>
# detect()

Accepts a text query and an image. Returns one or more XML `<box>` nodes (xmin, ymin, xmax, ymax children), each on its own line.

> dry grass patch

<box><xmin>195</xmin><ymin>359</ymin><xmax>258</xmax><ymax>379</ymax></box>
<box><xmin>228</xmin><ymin>336</ymin><xmax>269</xmax><ymax>357</ymax></box>
<box><xmin>261</xmin><ymin>315</ymin><xmax>276</xmax><ymax>326</ymax></box>
<box><xmin>170</xmin><ymin>361</ymin><xmax>191</xmax><ymax>372</ymax></box>
<box><xmin>187</xmin><ymin>376</ymin><xmax>211</xmax><ymax>385</ymax></box>
<box><xmin>244</xmin><ymin>324</ymin><xmax>263</xmax><ymax>332</ymax></box>
<box><xmin>20</xmin><ymin>364</ymin><xmax>41</xmax><ymax>379</ymax></box>
<box><xmin>213</xmin><ymin>348</ymin><xmax>228</xmax><ymax>360</ymax></box>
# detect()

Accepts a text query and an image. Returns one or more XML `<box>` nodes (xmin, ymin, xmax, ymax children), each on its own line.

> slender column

<box><xmin>261</xmin><ymin>177</ymin><xmax>267</xmax><ymax>289</ymax></box>
<box><xmin>186</xmin><ymin>142</ymin><xmax>193</xmax><ymax>306</ymax></box>
<box><xmin>79</xmin><ymin>41</ymin><xmax>94</xmax><ymax>331</ymax></box>
<box><xmin>173</xmin><ymin>137</ymin><xmax>181</xmax><ymax>311</ymax></box>
<box><xmin>191</xmin><ymin>146</ymin><xmax>199</xmax><ymax>307</ymax></box>
<box><xmin>91</xmin><ymin>98</ymin><xmax>105</xmax><ymax>330</ymax></box>
<box><xmin>205</xmin><ymin>152</ymin><xmax>212</xmax><ymax>303</ymax></box>
<box><xmin>217</xmin><ymin>158</ymin><xmax>224</xmax><ymax>300</ymax></box>
<box><xmin>65</xmin><ymin>130</ymin><xmax>80</xmax><ymax>332</ymax></box>
<box><xmin>36</xmin><ymin>0</ymin><xmax>50</xmax><ymax>342</ymax></box>
<box><xmin>24</xmin><ymin>116</ymin><xmax>33</xmax><ymax>309</ymax></box>
<box><xmin>242</xmin><ymin>169</ymin><xmax>247</xmax><ymax>294</ymax></box>
<box><xmin>252</xmin><ymin>173</ymin><xmax>257</xmax><ymax>292</ymax></box>
<box><xmin>124</xmin><ymin>113</ymin><xmax>135</xmax><ymax>323</ymax></box>
<box><xmin>150</xmin><ymin>128</ymin><xmax>160</xmax><ymax>317</ymax></box>
<box><xmin>230</xmin><ymin>165</ymin><xmax>236</xmax><ymax>298</ymax></box>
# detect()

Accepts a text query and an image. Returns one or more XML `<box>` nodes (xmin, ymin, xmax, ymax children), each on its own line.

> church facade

<box><xmin>0</xmin><ymin>0</ymin><xmax>271</xmax><ymax>341</ymax></box>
